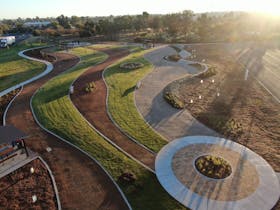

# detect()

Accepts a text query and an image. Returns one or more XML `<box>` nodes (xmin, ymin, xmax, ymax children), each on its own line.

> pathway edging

<box><xmin>0</xmin><ymin>46</ymin><xmax>54</xmax><ymax>97</ymax></box>
<box><xmin>38</xmin><ymin>156</ymin><xmax>62</xmax><ymax>210</ymax></box>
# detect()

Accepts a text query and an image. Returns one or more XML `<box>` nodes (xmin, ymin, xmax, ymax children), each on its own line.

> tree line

<box><xmin>0</xmin><ymin>11</ymin><xmax>279</xmax><ymax>43</ymax></box>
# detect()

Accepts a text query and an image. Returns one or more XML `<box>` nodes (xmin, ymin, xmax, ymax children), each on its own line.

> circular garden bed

<box><xmin>195</xmin><ymin>155</ymin><xmax>232</xmax><ymax>179</ymax></box>
<box><xmin>120</xmin><ymin>62</ymin><xmax>144</xmax><ymax>70</ymax></box>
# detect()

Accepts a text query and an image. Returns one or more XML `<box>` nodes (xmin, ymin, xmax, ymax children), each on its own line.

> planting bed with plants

<box><xmin>165</xmin><ymin>54</ymin><xmax>181</xmax><ymax>62</ymax></box>
<box><xmin>164</xmin><ymin>44</ymin><xmax>280</xmax><ymax>171</ymax></box>
<box><xmin>0</xmin><ymin>158</ymin><xmax>57</xmax><ymax>210</ymax></box>
<box><xmin>195</xmin><ymin>155</ymin><xmax>232</xmax><ymax>179</ymax></box>
<box><xmin>120</xmin><ymin>62</ymin><xmax>144</xmax><ymax>70</ymax></box>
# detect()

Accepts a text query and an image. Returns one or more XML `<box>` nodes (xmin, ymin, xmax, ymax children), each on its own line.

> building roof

<box><xmin>0</xmin><ymin>125</ymin><xmax>27</xmax><ymax>144</ymax></box>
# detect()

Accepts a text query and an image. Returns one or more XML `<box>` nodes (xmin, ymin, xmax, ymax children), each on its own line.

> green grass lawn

<box><xmin>32</xmin><ymin>46</ymin><xmax>186</xmax><ymax>210</ymax></box>
<box><xmin>104</xmin><ymin>50</ymin><xmax>167</xmax><ymax>152</ymax></box>
<box><xmin>0</xmin><ymin>42</ymin><xmax>45</xmax><ymax>92</ymax></box>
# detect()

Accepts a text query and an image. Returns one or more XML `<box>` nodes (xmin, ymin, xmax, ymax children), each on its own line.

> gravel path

<box><xmin>5</xmin><ymin>49</ymin><xmax>129</xmax><ymax>210</ymax></box>
<box><xmin>135</xmin><ymin>46</ymin><xmax>217</xmax><ymax>141</ymax></box>
<box><xmin>71</xmin><ymin>48</ymin><xmax>156</xmax><ymax>171</ymax></box>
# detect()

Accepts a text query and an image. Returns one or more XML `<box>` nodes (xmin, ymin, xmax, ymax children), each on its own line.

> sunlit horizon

<box><xmin>0</xmin><ymin>0</ymin><xmax>279</xmax><ymax>19</ymax></box>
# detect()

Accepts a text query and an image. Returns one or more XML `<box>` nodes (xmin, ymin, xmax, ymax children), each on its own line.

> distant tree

<box><xmin>56</xmin><ymin>15</ymin><xmax>71</xmax><ymax>29</ymax></box>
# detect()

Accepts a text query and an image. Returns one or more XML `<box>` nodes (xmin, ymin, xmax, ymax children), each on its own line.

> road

<box><xmin>236</xmin><ymin>46</ymin><xmax>280</xmax><ymax>103</ymax></box>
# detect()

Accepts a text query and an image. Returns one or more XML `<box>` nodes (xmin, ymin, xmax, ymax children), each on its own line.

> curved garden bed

<box><xmin>163</xmin><ymin>66</ymin><xmax>216</xmax><ymax>109</ymax></box>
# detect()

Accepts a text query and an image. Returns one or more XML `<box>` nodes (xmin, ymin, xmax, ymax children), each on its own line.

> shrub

<box><xmin>163</xmin><ymin>91</ymin><xmax>184</xmax><ymax>109</ymax></box>
<box><xmin>197</xmin><ymin>66</ymin><xmax>217</xmax><ymax>78</ymax></box>
<box><xmin>84</xmin><ymin>82</ymin><xmax>96</xmax><ymax>93</ymax></box>
<box><xmin>120</xmin><ymin>62</ymin><xmax>144</xmax><ymax>70</ymax></box>
<box><xmin>166</xmin><ymin>54</ymin><xmax>181</xmax><ymax>62</ymax></box>
<box><xmin>195</xmin><ymin>155</ymin><xmax>232</xmax><ymax>179</ymax></box>
<box><xmin>118</xmin><ymin>172</ymin><xmax>137</xmax><ymax>185</ymax></box>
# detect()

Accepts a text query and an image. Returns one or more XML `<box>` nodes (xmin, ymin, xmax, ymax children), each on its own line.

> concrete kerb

<box><xmin>2</xmin><ymin>86</ymin><xmax>23</xmax><ymax>126</ymax></box>
<box><xmin>17</xmin><ymin>47</ymin><xmax>131</xmax><ymax>210</ymax></box>
<box><xmin>0</xmin><ymin>46</ymin><xmax>54</xmax><ymax>97</ymax></box>
<box><xmin>38</xmin><ymin>156</ymin><xmax>62</xmax><ymax>210</ymax></box>
<box><xmin>67</xmin><ymin>51</ymin><xmax>155</xmax><ymax>174</ymax></box>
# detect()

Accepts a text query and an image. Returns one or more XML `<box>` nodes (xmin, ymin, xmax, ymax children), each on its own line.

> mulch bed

<box><xmin>0</xmin><ymin>89</ymin><xmax>19</xmax><ymax>125</ymax></box>
<box><xmin>0</xmin><ymin>158</ymin><xmax>57</xmax><ymax>210</ymax></box>
<box><xmin>165</xmin><ymin>44</ymin><xmax>280</xmax><ymax>172</ymax></box>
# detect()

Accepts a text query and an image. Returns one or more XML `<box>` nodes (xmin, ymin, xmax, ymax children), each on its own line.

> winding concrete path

<box><xmin>71</xmin><ymin>48</ymin><xmax>156</xmax><ymax>171</ymax></box>
<box><xmin>135</xmin><ymin>46</ymin><xmax>218</xmax><ymax>141</ymax></box>
<box><xmin>5</xmin><ymin>48</ymin><xmax>129</xmax><ymax>210</ymax></box>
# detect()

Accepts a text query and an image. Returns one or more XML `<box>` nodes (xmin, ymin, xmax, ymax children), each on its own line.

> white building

<box><xmin>23</xmin><ymin>21</ymin><xmax>51</xmax><ymax>28</ymax></box>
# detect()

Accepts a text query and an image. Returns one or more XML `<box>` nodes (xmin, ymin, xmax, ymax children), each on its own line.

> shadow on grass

<box><xmin>122</xmin><ymin>85</ymin><xmax>136</xmax><ymax>97</ymax></box>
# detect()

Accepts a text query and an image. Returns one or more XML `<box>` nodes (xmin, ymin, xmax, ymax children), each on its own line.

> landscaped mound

<box><xmin>195</xmin><ymin>155</ymin><xmax>232</xmax><ymax>179</ymax></box>
<box><xmin>120</xmin><ymin>62</ymin><xmax>144</xmax><ymax>70</ymax></box>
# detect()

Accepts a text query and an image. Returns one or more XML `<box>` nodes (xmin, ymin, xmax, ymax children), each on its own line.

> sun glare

<box><xmin>246</xmin><ymin>1</ymin><xmax>280</xmax><ymax>16</ymax></box>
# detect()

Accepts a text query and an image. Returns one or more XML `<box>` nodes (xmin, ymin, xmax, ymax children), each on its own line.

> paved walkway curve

<box><xmin>71</xmin><ymin>48</ymin><xmax>156</xmax><ymax>171</ymax></box>
<box><xmin>156</xmin><ymin>136</ymin><xmax>280</xmax><ymax>210</ymax></box>
<box><xmin>5</xmin><ymin>48</ymin><xmax>129</xmax><ymax>210</ymax></box>
<box><xmin>135</xmin><ymin>46</ymin><xmax>218</xmax><ymax>141</ymax></box>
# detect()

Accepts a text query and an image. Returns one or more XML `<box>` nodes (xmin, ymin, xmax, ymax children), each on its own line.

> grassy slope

<box><xmin>0</xmin><ymin>43</ymin><xmax>45</xmax><ymax>92</ymax></box>
<box><xmin>32</xmin><ymin>47</ymin><xmax>186</xmax><ymax>210</ymax></box>
<box><xmin>104</xmin><ymin>50</ymin><xmax>167</xmax><ymax>152</ymax></box>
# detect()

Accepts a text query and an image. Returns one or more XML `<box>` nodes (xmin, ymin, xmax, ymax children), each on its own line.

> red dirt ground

<box><xmin>71</xmin><ymin>47</ymin><xmax>156</xmax><ymax>170</ymax></box>
<box><xmin>0</xmin><ymin>158</ymin><xmax>57</xmax><ymax>210</ymax></box>
<box><xmin>5</xmin><ymin>48</ymin><xmax>129</xmax><ymax>210</ymax></box>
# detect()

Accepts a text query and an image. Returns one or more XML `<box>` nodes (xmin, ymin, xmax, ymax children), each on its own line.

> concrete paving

<box><xmin>155</xmin><ymin>136</ymin><xmax>280</xmax><ymax>210</ymax></box>
<box><xmin>135</xmin><ymin>46</ymin><xmax>217</xmax><ymax>141</ymax></box>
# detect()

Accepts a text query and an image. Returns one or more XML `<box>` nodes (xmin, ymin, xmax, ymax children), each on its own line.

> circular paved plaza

<box><xmin>155</xmin><ymin>136</ymin><xmax>280</xmax><ymax>210</ymax></box>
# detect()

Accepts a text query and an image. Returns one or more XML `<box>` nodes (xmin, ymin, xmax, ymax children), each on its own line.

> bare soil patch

<box><xmin>0</xmin><ymin>158</ymin><xmax>57</xmax><ymax>210</ymax></box>
<box><xmin>165</xmin><ymin>44</ymin><xmax>280</xmax><ymax>171</ymax></box>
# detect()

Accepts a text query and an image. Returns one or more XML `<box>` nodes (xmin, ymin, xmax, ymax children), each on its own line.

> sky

<box><xmin>0</xmin><ymin>0</ymin><xmax>279</xmax><ymax>19</ymax></box>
